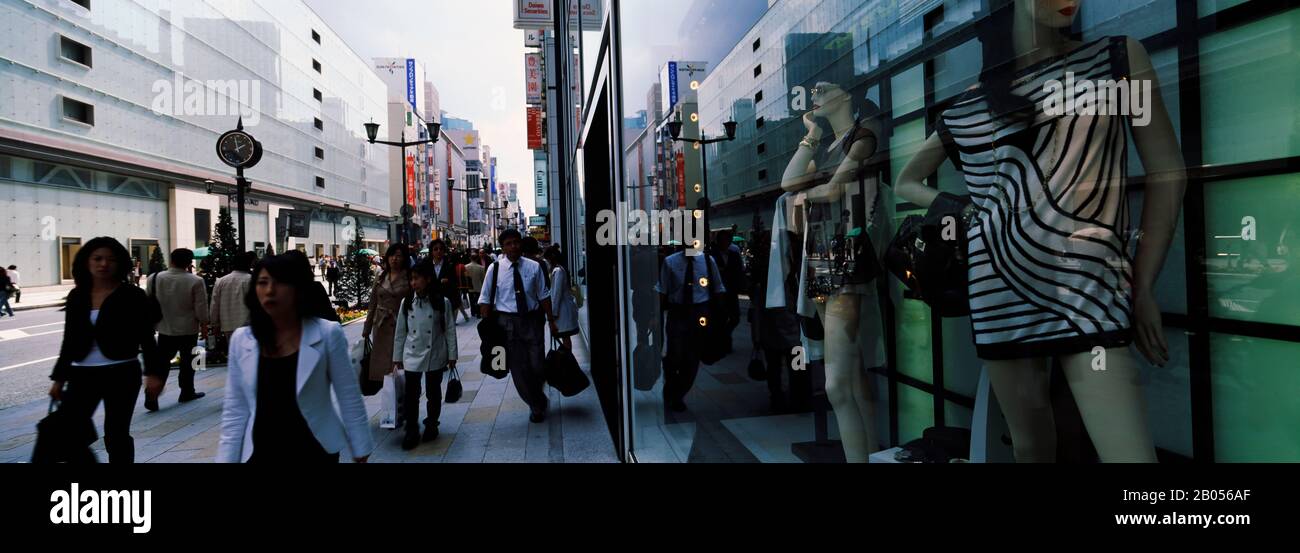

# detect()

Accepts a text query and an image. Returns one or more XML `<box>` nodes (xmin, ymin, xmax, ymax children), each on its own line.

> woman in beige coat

<box><xmin>362</xmin><ymin>244</ymin><xmax>412</xmax><ymax>384</ymax></box>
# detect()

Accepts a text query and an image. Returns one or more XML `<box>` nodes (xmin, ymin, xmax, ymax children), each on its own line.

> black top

<box><xmin>52</xmin><ymin>284</ymin><xmax>163</xmax><ymax>381</ymax></box>
<box><xmin>249</xmin><ymin>352</ymin><xmax>332</xmax><ymax>463</ymax></box>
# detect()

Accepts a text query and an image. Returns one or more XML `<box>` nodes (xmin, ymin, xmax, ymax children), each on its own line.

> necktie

<box><xmin>683</xmin><ymin>254</ymin><xmax>695</xmax><ymax>306</ymax></box>
<box><xmin>513</xmin><ymin>262</ymin><xmax>528</xmax><ymax>313</ymax></box>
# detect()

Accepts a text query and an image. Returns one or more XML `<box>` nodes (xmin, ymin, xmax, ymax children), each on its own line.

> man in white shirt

<box><xmin>478</xmin><ymin>230</ymin><xmax>555</xmax><ymax>423</ymax></box>
<box><xmin>5</xmin><ymin>265</ymin><xmax>18</xmax><ymax>303</ymax></box>
<box><xmin>145</xmin><ymin>249</ymin><xmax>209</xmax><ymax>411</ymax></box>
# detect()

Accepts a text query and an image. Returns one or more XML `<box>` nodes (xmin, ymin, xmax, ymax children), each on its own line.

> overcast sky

<box><xmin>304</xmin><ymin>0</ymin><xmax>536</xmax><ymax>216</ymax></box>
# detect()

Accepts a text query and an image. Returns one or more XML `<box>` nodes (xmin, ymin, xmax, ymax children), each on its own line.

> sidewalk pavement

<box><xmin>0</xmin><ymin>317</ymin><xmax>618</xmax><ymax>463</ymax></box>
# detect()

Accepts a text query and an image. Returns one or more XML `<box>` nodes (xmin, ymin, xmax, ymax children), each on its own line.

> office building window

<box><xmin>313</xmin><ymin>88</ymin><xmax>323</xmax><ymax>102</ymax></box>
<box><xmin>313</xmin><ymin>59</ymin><xmax>322</xmax><ymax>73</ymax></box>
<box><xmin>60</xmin><ymin>96</ymin><xmax>94</xmax><ymax>126</ymax></box>
<box><xmin>755</xmin><ymin>116</ymin><xmax>765</xmax><ymax>129</ymax></box>
<box><xmin>315</xmin><ymin>176</ymin><xmax>326</xmax><ymax>188</ymax></box>
<box><xmin>753</xmin><ymin>37</ymin><xmax>761</xmax><ymax>51</ymax></box>
<box><xmin>753</xmin><ymin>64</ymin><xmax>762</xmax><ymax>77</ymax></box>
<box><xmin>754</xmin><ymin>90</ymin><xmax>763</xmax><ymax>103</ymax></box>
<box><xmin>70</xmin><ymin>0</ymin><xmax>89</xmax><ymax>9</ymax></box>
<box><xmin>315</xmin><ymin>147</ymin><xmax>325</xmax><ymax>160</ymax></box>
<box><xmin>58</xmin><ymin>35</ymin><xmax>92</xmax><ymax>68</ymax></box>
<box><xmin>311</xmin><ymin>29</ymin><xmax>321</xmax><ymax>44</ymax></box>
<box><xmin>756</xmin><ymin>143</ymin><xmax>766</xmax><ymax>155</ymax></box>
<box><xmin>314</xmin><ymin>117</ymin><xmax>324</xmax><ymax>131</ymax></box>
<box><xmin>194</xmin><ymin>209</ymin><xmax>211</xmax><ymax>249</ymax></box>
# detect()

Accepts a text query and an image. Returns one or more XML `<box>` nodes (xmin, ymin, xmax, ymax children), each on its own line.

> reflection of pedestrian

<box><xmin>544</xmin><ymin>245</ymin><xmax>579</xmax><ymax>350</ymax></box>
<box><xmin>144</xmin><ymin>249</ymin><xmax>209</xmax><ymax>411</ymax></box>
<box><xmin>49</xmin><ymin>237</ymin><xmax>162</xmax><ymax>463</ymax></box>
<box><xmin>478</xmin><ymin>230</ymin><xmax>553</xmax><ymax>423</ymax></box>
<box><xmin>656</xmin><ymin>244</ymin><xmax>725</xmax><ymax>412</ymax></box>
<box><xmin>217</xmin><ymin>253</ymin><xmax>374</xmax><ymax>463</ymax></box>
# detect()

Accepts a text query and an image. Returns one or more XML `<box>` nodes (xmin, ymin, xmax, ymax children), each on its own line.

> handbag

<box><xmin>544</xmin><ymin>338</ymin><xmax>589</xmax><ymax>397</ymax></box>
<box><xmin>379</xmin><ymin>370</ymin><xmax>406</xmax><ymax>429</ymax></box>
<box><xmin>444</xmin><ymin>366</ymin><xmax>463</xmax><ymax>403</ymax></box>
<box><xmin>885</xmin><ymin>192</ymin><xmax>974</xmax><ymax>317</ymax></box>
<box><xmin>632</xmin><ymin>343</ymin><xmax>660</xmax><ymax>391</ymax></box>
<box><xmin>31</xmin><ymin>398</ymin><xmax>98</xmax><ymax>464</ymax></box>
<box><xmin>357</xmin><ymin>337</ymin><xmax>382</xmax><ymax>397</ymax></box>
<box><xmin>478</xmin><ymin>262</ymin><xmax>510</xmax><ymax>380</ymax></box>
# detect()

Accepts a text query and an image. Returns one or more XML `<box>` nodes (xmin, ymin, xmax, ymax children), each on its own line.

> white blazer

<box><xmin>217</xmin><ymin>318</ymin><xmax>376</xmax><ymax>463</ymax></box>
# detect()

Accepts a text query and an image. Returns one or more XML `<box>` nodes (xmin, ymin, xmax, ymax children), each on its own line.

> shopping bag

<box><xmin>378</xmin><ymin>371</ymin><xmax>406</xmax><ymax>429</ymax></box>
<box><xmin>544</xmin><ymin>340</ymin><xmax>589</xmax><ymax>397</ymax></box>
<box><xmin>31</xmin><ymin>398</ymin><xmax>98</xmax><ymax>464</ymax></box>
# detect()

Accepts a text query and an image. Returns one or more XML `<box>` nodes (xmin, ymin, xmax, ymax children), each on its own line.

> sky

<box><xmin>304</xmin><ymin>0</ymin><xmax>537</xmax><ymax>216</ymax></box>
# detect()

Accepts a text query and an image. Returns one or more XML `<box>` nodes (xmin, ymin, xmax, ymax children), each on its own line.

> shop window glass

<box><xmin>898</xmin><ymin>384</ymin><xmax>934</xmax><ymax>444</ymax></box>
<box><xmin>1138</xmin><ymin>329</ymin><xmax>1194</xmax><ymax>458</ymax></box>
<box><xmin>1211</xmin><ymin>334</ymin><xmax>1300</xmax><ymax>462</ymax></box>
<box><xmin>945</xmin><ymin>401</ymin><xmax>973</xmax><ymax>431</ymax></box>
<box><xmin>890</xmin><ymin>118</ymin><xmax>926</xmax><ymax>194</ymax></box>
<box><xmin>932</xmin><ymin>38</ymin><xmax>981</xmax><ymax>103</ymax></box>
<box><xmin>1199</xmin><ymin>0</ymin><xmax>1252</xmax><ymax>18</ymax></box>
<box><xmin>1200</xmin><ymin>9</ymin><xmax>1300</xmax><ymax>167</ymax></box>
<box><xmin>1204</xmin><ymin>173</ymin><xmax>1300</xmax><ymax>326</ymax></box>
<box><xmin>1125</xmin><ymin>48</ymin><xmax>1181</xmax><ymax>177</ymax></box>
<box><xmin>1080</xmin><ymin>0</ymin><xmax>1176</xmax><ymax>41</ymax></box>
<box><xmin>896</xmin><ymin>297</ymin><xmax>934</xmax><ymax>385</ymax></box>
<box><xmin>941</xmin><ymin>317</ymin><xmax>981</xmax><ymax>398</ymax></box>
<box><xmin>1128</xmin><ymin>191</ymin><xmax>1188</xmax><ymax>315</ymax></box>
<box><xmin>891</xmin><ymin>63</ymin><xmax>924</xmax><ymax>118</ymax></box>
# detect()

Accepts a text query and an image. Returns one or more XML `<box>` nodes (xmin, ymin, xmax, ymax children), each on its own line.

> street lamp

<box><xmin>666</xmin><ymin>115</ymin><xmax>737</xmax><ymax>248</ymax></box>
<box><xmin>363</xmin><ymin>119</ymin><xmax>441</xmax><ymax>246</ymax></box>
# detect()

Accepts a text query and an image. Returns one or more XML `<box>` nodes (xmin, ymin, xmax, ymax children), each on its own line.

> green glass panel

<box><xmin>1211</xmin><ymin>334</ymin><xmax>1300</xmax><ymax>462</ymax></box>
<box><xmin>1204</xmin><ymin>173</ymin><xmax>1300</xmax><ymax>326</ymax></box>
<box><xmin>898</xmin><ymin>384</ymin><xmax>935</xmax><ymax>445</ymax></box>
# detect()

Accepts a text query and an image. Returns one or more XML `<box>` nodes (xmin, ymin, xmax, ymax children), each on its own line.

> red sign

<box><xmin>406</xmin><ymin>154</ymin><xmax>416</xmax><ymax>206</ymax></box>
<box><xmin>676</xmin><ymin>152</ymin><xmax>686</xmax><ymax>208</ymax></box>
<box><xmin>527</xmin><ymin>108</ymin><xmax>544</xmax><ymax>150</ymax></box>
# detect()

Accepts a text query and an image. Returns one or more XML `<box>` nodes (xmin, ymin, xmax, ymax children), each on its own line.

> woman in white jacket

<box><xmin>393</xmin><ymin>260</ymin><xmax>458</xmax><ymax>450</ymax></box>
<box><xmin>543</xmin><ymin>245</ymin><xmax>579</xmax><ymax>350</ymax></box>
<box><xmin>217</xmin><ymin>254</ymin><xmax>374</xmax><ymax>463</ymax></box>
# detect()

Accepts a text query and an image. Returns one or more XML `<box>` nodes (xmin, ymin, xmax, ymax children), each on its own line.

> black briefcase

<box><xmin>544</xmin><ymin>340</ymin><xmax>589</xmax><ymax>397</ymax></box>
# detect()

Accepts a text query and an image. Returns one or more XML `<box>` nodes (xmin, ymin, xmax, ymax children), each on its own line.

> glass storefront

<box><xmin>568</xmin><ymin>0</ymin><xmax>1300</xmax><ymax>462</ymax></box>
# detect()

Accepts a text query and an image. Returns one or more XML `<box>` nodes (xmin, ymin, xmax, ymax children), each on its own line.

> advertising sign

<box><xmin>534</xmin><ymin>151</ymin><xmax>549</xmax><ymax>216</ymax></box>
<box><xmin>660</xmin><ymin>61</ymin><xmax>707</xmax><ymax>114</ymax></box>
<box><xmin>529</xmin><ymin>216</ymin><xmax>548</xmax><ymax>228</ymax></box>
<box><xmin>406</xmin><ymin>154</ymin><xmax>416</xmax><ymax>206</ymax></box>
<box><xmin>406</xmin><ymin>59</ymin><xmax>418</xmax><ymax>112</ymax></box>
<box><xmin>513</xmin><ymin>0</ymin><xmax>603</xmax><ymax>30</ymax></box>
<box><xmin>527</xmin><ymin>108</ymin><xmax>544</xmax><ymax>150</ymax></box>
<box><xmin>525</xmin><ymin>29</ymin><xmax>543</xmax><ymax>47</ymax></box>
<box><xmin>525</xmin><ymin>53</ymin><xmax>543</xmax><ymax>106</ymax></box>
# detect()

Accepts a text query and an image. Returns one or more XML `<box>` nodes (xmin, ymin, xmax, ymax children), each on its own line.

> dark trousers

<box><xmin>155</xmin><ymin>334</ymin><xmax>199</xmax><ymax>395</ymax></box>
<box><xmin>498</xmin><ymin>313</ymin><xmax>547</xmax><ymax>414</ymax></box>
<box><xmin>403</xmin><ymin>370</ymin><xmax>443</xmax><ymax>436</ymax></box>
<box><xmin>664</xmin><ymin>304</ymin><xmax>709</xmax><ymax>404</ymax></box>
<box><xmin>60</xmin><ymin>361</ymin><xmax>142</xmax><ymax>463</ymax></box>
<box><xmin>327</xmin><ymin>279</ymin><xmax>338</xmax><ymax>296</ymax></box>
<box><xmin>764</xmin><ymin>348</ymin><xmax>813</xmax><ymax>411</ymax></box>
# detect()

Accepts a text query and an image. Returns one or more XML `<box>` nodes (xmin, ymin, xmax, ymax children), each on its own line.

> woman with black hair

<box><xmin>392</xmin><ymin>260</ymin><xmax>457</xmax><ymax>450</ymax></box>
<box><xmin>362</xmin><ymin>244</ymin><xmax>413</xmax><ymax>388</ymax></box>
<box><xmin>896</xmin><ymin>0</ymin><xmax>1186</xmax><ymax>462</ymax></box>
<box><xmin>543</xmin><ymin>245</ymin><xmax>579</xmax><ymax>350</ymax></box>
<box><xmin>217</xmin><ymin>253</ymin><xmax>373</xmax><ymax>463</ymax></box>
<box><xmin>49</xmin><ymin>237</ymin><xmax>164</xmax><ymax>463</ymax></box>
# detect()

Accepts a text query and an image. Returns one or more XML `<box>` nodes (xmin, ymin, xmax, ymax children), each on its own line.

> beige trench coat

<box><xmin>363</xmin><ymin>272</ymin><xmax>411</xmax><ymax>381</ymax></box>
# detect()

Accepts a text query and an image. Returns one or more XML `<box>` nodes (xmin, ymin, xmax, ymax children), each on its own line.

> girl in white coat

<box><xmin>393</xmin><ymin>260</ymin><xmax>458</xmax><ymax>451</ymax></box>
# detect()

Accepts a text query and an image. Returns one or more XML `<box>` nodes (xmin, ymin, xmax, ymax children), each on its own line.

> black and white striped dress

<box><xmin>936</xmin><ymin>36</ymin><xmax>1137</xmax><ymax>360</ymax></box>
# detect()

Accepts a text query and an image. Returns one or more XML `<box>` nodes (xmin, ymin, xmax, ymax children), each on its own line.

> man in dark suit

<box><xmin>426</xmin><ymin>240</ymin><xmax>461</xmax><ymax>316</ymax></box>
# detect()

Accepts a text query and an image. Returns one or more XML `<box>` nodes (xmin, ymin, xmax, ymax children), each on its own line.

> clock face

<box><xmin>217</xmin><ymin>131</ymin><xmax>258</xmax><ymax>168</ymax></box>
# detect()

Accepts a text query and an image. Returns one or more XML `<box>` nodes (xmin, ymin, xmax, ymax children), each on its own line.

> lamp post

<box><xmin>364</xmin><ymin>119</ymin><xmax>441</xmax><ymax>246</ymax></box>
<box><xmin>667</xmin><ymin>117</ymin><xmax>737</xmax><ymax>249</ymax></box>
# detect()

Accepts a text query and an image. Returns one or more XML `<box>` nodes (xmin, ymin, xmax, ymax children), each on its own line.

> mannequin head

<box><xmin>1017</xmin><ymin>0</ymin><xmax>1081</xmax><ymax>30</ymax></box>
<box><xmin>811</xmin><ymin>82</ymin><xmax>853</xmax><ymax>122</ymax></box>
<box><xmin>977</xmin><ymin>0</ymin><xmax>1084</xmax><ymax>119</ymax></box>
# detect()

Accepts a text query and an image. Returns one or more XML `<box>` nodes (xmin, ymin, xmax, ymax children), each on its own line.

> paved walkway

<box><xmin>12</xmin><ymin>273</ymin><xmax>344</xmax><ymax>313</ymax></box>
<box><xmin>0</xmin><ymin>317</ymin><xmax>618</xmax><ymax>463</ymax></box>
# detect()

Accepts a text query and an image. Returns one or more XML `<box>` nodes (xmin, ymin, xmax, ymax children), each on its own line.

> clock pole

<box><xmin>237</xmin><ymin>165</ymin><xmax>248</xmax><ymax>253</ymax></box>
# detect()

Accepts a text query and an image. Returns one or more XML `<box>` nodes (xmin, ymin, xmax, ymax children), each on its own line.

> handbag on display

<box><xmin>544</xmin><ymin>338</ymin><xmax>589</xmax><ymax>397</ymax></box>
<box><xmin>30</xmin><ymin>397</ymin><xmax>98</xmax><ymax>464</ymax></box>
<box><xmin>885</xmin><ymin>192</ymin><xmax>975</xmax><ymax>317</ymax></box>
<box><xmin>444</xmin><ymin>366</ymin><xmax>463</xmax><ymax>404</ymax></box>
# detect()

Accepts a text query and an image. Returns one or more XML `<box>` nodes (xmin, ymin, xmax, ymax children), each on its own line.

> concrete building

<box><xmin>0</xmin><ymin>0</ymin><xmax>391</xmax><ymax>284</ymax></box>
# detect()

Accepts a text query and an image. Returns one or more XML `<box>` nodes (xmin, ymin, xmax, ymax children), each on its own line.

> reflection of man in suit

<box><xmin>426</xmin><ymin>240</ymin><xmax>462</xmax><ymax>317</ymax></box>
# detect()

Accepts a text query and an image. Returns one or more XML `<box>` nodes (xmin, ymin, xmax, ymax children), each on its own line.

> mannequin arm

<box><xmin>781</xmin><ymin>146</ymin><xmax>819</xmax><ymax>192</ymax></box>
<box><xmin>1127</xmin><ymin>37</ymin><xmax>1188</xmax><ymax>367</ymax></box>
<box><xmin>895</xmin><ymin>132</ymin><xmax>948</xmax><ymax>208</ymax></box>
<box><xmin>804</xmin><ymin>130</ymin><xmax>879</xmax><ymax>205</ymax></box>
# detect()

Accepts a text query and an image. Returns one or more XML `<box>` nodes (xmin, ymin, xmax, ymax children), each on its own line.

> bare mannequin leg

<box><xmin>986</xmin><ymin>357</ymin><xmax>1057</xmax><ymax>462</ymax></box>
<box><xmin>1059</xmin><ymin>347</ymin><xmax>1158</xmax><ymax>463</ymax></box>
<box><xmin>815</xmin><ymin>293</ymin><xmax>878</xmax><ymax>463</ymax></box>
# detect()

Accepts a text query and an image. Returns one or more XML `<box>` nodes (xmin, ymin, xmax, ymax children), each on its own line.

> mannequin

<box><xmin>895</xmin><ymin>0</ymin><xmax>1187</xmax><ymax>462</ymax></box>
<box><xmin>780</xmin><ymin>80</ymin><xmax>886</xmax><ymax>463</ymax></box>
